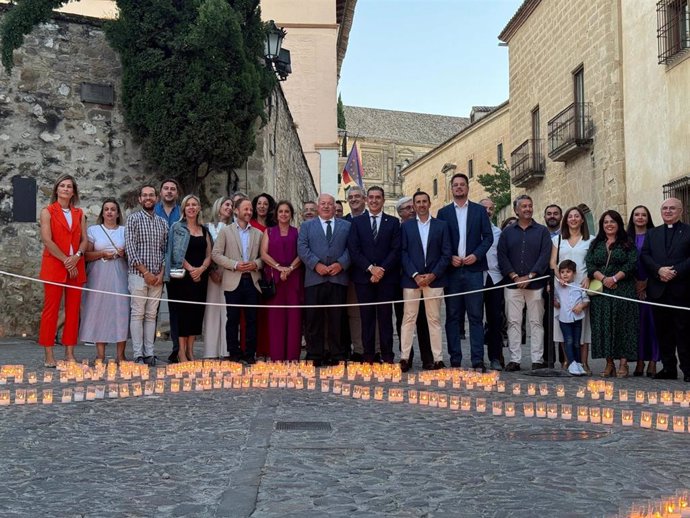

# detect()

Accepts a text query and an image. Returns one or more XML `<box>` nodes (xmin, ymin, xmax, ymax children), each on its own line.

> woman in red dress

<box><xmin>38</xmin><ymin>174</ymin><xmax>87</xmax><ymax>367</ymax></box>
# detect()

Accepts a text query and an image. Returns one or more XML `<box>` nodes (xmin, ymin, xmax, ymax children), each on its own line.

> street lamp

<box><xmin>264</xmin><ymin>20</ymin><xmax>291</xmax><ymax>81</ymax></box>
<box><xmin>264</xmin><ymin>20</ymin><xmax>286</xmax><ymax>61</ymax></box>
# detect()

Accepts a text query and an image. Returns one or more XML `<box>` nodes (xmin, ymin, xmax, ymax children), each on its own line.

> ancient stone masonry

<box><xmin>0</xmin><ymin>10</ymin><xmax>315</xmax><ymax>337</ymax></box>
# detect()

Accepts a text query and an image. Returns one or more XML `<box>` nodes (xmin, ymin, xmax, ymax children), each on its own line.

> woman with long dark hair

<box><xmin>585</xmin><ymin>210</ymin><xmax>639</xmax><ymax>377</ymax></box>
<box><xmin>626</xmin><ymin>205</ymin><xmax>659</xmax><ymax>377</ymax></box>
<box><xmin>79</xmin><ymin>198</ymin><xmax>129</xmax><ymax>363</ymax></box>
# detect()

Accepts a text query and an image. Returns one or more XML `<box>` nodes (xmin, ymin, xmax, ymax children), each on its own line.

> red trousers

<box><xmin>38</xmin><ymin>281</ymin><xmax>83</xmax><ymax>347</ymax></box>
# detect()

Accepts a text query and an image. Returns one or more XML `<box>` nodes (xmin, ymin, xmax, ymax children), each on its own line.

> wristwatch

<box><xmin>528</xmin><ymin>273</ymin><xmax>535</xmax><ymax>279</ymax></box>
<box><xmin>76</xmin><ymin>251</ymin><xmax>83</xmax><ymax>257</ymax></box>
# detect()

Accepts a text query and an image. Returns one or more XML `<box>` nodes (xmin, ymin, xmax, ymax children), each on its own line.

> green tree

<box><xmin>1</xmin><ymin>0</ymin><xmax>275</xmax><ymax>192</ymax></box>
<box><xmin>477</xmin><ymin>160</ymin><xmax>511</xmax><ymax>223</ymax></box>
<box><xmin>337</xmin><ymin>93</ymin><xmax>346</xmax><ymax>130</ymax></box>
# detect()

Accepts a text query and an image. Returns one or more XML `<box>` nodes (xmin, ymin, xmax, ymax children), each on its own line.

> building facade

<box><xmin>499</xmin><ymin>0</ymin><xmax>626</xmax><ymax>220</ymax></box>
<box><xmin>341</xmin><ymin>105</ymin><xmax>469</xmax><ymax>213</ymax></box>
<box><xmin>261</xmin><ymin>0</ymin><xmax>356</xmax><ymax>195</ymax></box>
<box><xmin>400</xmin><ymin>103</ymin><xmax>510</xmax><ymax>215</ymax></box>
<box><xmin>621</xmin><ymin>0</ymin><xmax>690</xmax><ymax>221</ymax></box>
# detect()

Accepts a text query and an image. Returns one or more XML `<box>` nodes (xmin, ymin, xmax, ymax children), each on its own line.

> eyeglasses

<box><xmin>662</xmin><ymin>206</ymin><xmax>680</xmax><ymax>211</ymax></box>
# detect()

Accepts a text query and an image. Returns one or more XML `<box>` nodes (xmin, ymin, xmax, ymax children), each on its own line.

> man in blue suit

<box><xmin>348</xmin><ymin>186</ymin><xmax>401</xmax><ymax>364</ymax></box>
<box><xmin>400</xmin><ymin>191</ymin><xmax>452</xmax><ymax>372</ymax></box>
<box><xmin>436</xmin><ymin>173</ymin><xmax>493</xmax><ymax>370</ymax></box>
<box><xmin>297</xmin><ymin>194</ymin><xmax>351</xmax><ymax>366</ymax></box>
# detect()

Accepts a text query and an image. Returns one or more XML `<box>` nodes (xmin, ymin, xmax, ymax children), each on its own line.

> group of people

<box><xmin>36</xmin><ymin>173</ymin><xmax>690</xmax><ymax>383</ymax></box>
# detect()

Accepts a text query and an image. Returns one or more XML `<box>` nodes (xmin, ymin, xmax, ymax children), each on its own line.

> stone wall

<box><xmin>504</xmin><ymin>0</ymin><xmax>626</xmax><ymax>219</ymax></box>
<box><xmin>0</xmin><ymin>9</ymin><xmax>315</xmax><ymax>337</ymax></box>
<box><xmin>400</xmin><ymin>104</ymin><xmax>510</xmax><ymax>215</ymax></box>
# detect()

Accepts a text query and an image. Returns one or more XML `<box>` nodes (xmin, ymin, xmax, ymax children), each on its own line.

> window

<box><xmin>433</xmin><ymin>178</ymin><xmax>438</xmax><ymax>197</ymax></box>
<box><xmin>658</xmin><ymin>0</ymin><xmax>690</xmax><ymax>64</ymax></box>
<box><xmin>573</xmin><ymin>66</ymin><xmax>586</xmax><ymax>139</ymax></box>
<box><xmin>531</xmin><ymin>106</ymin><xmax>542</xmax><ymax>167</ymax></box>
<box><xmin>497</xmin><ymin>143</ymin><xmax>504</xmax><ymax>164</ymax></box>
<box><xmin>467</xmin><ymin>159</ymin><xmax>474</xmax><ymax>179</ymax></box>
<box><xmin>663</xmin><ymin>176</ymin><xmax>690</xmax><ymax>223</ymax></box>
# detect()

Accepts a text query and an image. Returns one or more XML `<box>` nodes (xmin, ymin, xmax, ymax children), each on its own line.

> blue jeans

<box><xmin>559</xmin><ymin>320</ymin><xmax>582</xmax><ymax>364</ymax></box>
<box><xmin>445</xmin><ymin>268</ymin><xmax>485</xmax><ymax>367</ymax></box>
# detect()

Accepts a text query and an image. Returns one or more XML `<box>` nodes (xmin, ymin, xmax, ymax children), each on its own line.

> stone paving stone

<box><xmin>0</xmin><ymin>339</ymin><xmax>688</xmax><ymax>517</ymax></box>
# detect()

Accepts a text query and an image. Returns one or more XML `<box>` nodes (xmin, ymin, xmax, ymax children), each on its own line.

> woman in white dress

<box><xmin>550</xmin><ymin>206</ymin><xmax>594</xmax><ymax>375</ymax></box>
<box><xmin>79</xmin><ymin>198</ymin><xmax>129</xmax><ymax>362</ymax></box>
<box><xmin>202</xmin><ymin>196</ymin><xmax>234</xmax><ymax>358</ymax></box>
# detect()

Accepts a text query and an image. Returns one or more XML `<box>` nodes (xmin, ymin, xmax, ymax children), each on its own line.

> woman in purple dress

<box><xmin>627</xmin><ymin>205</ymin><xmax>659</xmax><ymax>377</ymax></box>
<box><xmin>260</xmin><ymin>201</ymin><xmax>303</xmax><ymax>361</ymax></box>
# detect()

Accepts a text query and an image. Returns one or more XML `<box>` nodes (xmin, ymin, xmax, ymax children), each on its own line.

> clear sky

<box><xmin>339</xmin><ymin>0</ymin><xmax>523</xmax><ymax>118</ymax></box>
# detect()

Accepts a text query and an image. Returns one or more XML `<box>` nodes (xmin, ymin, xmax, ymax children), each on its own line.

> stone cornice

<box><xmin>336</xmin><ymin>0</ymin><xmax>357</xmax><ymax>77</ymax></box>
<box><xmin>498</xmin><ymin>0</ymin><xmax>541</xmax><ymax>44</ymax></box>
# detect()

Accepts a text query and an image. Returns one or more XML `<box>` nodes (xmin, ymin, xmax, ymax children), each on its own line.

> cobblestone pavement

<box><xmin>0</xmin><ymin>338</ymin><xmax>688</xmax><ymax>517</ymax></box>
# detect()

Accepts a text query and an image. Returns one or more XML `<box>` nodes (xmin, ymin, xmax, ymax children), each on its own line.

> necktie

<box><xmin>371</xmin><ymin>215</ymin><xmax>378</xmax><ymax>241</ymax></box>
<box><xmin>326</xmin><ymin>220</ymin><xmax>333</xmax><ymax>243</ymax></box>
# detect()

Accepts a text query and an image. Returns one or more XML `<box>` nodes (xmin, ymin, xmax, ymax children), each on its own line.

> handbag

<box><xmin>259</xmin><ymin>276</ymin><xmax>276</xmax><ymax>298</ymax></box>
<box><xmin>170</xmin><ymin>268</ymin><xmax>186</xmax><ymax>279</ymax></box>
<box><xmin>589</xmin><ymin>248</ymin><xmax>612</xmax><ymax>296</ymax></box>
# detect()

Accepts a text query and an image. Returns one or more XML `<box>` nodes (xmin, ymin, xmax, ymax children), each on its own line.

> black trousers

<box><xmin>483</xmin><ymin>277</ymin><xmax>504</xmax><ymax>362</ymax></box>
<box><xmin>225</xmin><ymin>276</ymin><xmax>258</xmax><ymax>360</ymax></box>
<box><xmin>651</xmin><ymin>293</ymin><xmax>690</xmax><ymax>374</ymax></box>
<box><xmin>304</xmin><ymin>283</ymin><xmax>347</xmax><ymax>362</ymax></box>
<box><xmin>355</xmin><ymin>282</ymin><xmax>396</xmax><ymax>363</ymax></box>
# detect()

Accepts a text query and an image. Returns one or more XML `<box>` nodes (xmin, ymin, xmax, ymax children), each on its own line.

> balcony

<box><xmin>547</xmin><ymin>102</ymin><xmax>594</xmax><ymax>162</ymax></box>
<box><xmin>510</xmin><ymin>139</ymin><xmax>545</xmax><ymax>188</ymax></box>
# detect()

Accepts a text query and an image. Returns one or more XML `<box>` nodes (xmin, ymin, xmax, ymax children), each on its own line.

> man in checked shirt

<box><xmin>125</xmin><ymin>184</ymin><xmax>169</xmax><ymax>366</ymax></box>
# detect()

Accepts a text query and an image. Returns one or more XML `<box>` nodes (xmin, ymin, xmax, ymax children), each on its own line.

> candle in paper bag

<box><xmin>621</xmin><ymin>409</ymin><xmax>633</xmax><ymax>426</ymax></box>
<box><xmin>512</xmin><ymin>383</ymin><xmax>521</xmax><ymax>396</ymax></box>
<box><xmin>361</xmin><ymin>387</ymin><xmax>370</xmax><ymax>400</ymax></box>
<box><xmin>307</xmin><ymin>378</ymin><xmax>316</xmax><ymax>391</ymax></box>
<box><xmin>131</xmin><ymin>382</ymin><xmax>142</xmax><ymax>397</ymax></box>
<box><xmin>576</xmin><ymin>386</ymin><xmax>586</xmax><ymax>399</ymax></box>
<box><xmin>428</xmin><ymin>392</ymin><xmax>438</xmax><ymax>407</ymax></box>
<box><xmin>155</xmin><ymin>380</ymin><xmax>165</xmax><ymax>394</ymax></box>
<box><xmin>504</xmin><ymin>401</ymin><xmax>515</xmax><ymax>417</ymax></box>
<box><xmin>547</xmin><ymin>403</ymin><xmax>558</xmax><ymax>419</ymax></box>
<box><xmin>170</xmin><ymin>379</ymin><xmax>181</xmax><ymax>393</ymax></box>
<box><xmin>492</xmin><ymin>401</ymin><xmax>503</xmax><ymax>416</ymax></box>
<box><xmin>672</xmin><ymin>416</ymin><xmax>685</xmax><ymax>433</ymax></box>
<box><xmin>438</xmin><ymin>393</ymin><xmax>448</xmax><ymax>408</ymax></box>
<box><xmin>535</xmin><ymin>401</ymin><xmax>547</xmax><ymax>418</ymax></box>
<box><xmin>648</xmin><ymin>391</ymin><xmax>658</xmax><ymax>405</ymax></box>
<box><xmin>341</xmin><ymin>383</ymin><xmax>351</xmax><ymax>397</ymax></box>
<box><xmin>419</xmin><ymin>391</ymin><xmax>429</xmax><ymax>406</ymax></box>
<box><xmin>539</xmin><ymin>383</ymin><xmax>548</xmax><ymax>396</ymax></box>
<box><xmin>640</xmin><ymin>411</ymin><xmax>653</xmax><ymax>428</ymax></box>
<box><xmin>656</xmin><ymin>413</ymin><xmax>669</xmax><ymax>431</ymax></box>
<box><xmin>556</xmin><ymin>384</ymin><xmax>565</xmax><ymax>397</ymax></box>
<box><xmin>85</xmin><ymin>385</ymin><xmax>96</xmax><ymax>401</ymax></box>
<box><xmin>61</xmin><ymin>388</ymin><xmax>72</xmax><ymax>403</ymax></box>
<box><xmin>95</xmin><ymin>385</ymin><xmax>106</xmax><ymax>399</ymax></box>
<box><xmin>497</xmin><ymin>381</ymin><xmax>506</xmax><ymax>393</ymax></box>
<box><xmin>619</xmin><ymin>389</ymin><xmax>628</xmax><ymax>402</ymax></box>
<box><xmin>26</xmin><ymin>371</ymin><xmax>36</xmax><ymax>384</ymax></box>
<box><xmin>523</xmin><ymin>402</ymin><xmax>534</xmax><ymax>417</ymax></box>
<box><xmin>674</xmin><ymin>390</ymin><xmax>684</xmax><ymax>404</ymax></box>
<box><xmin>408</xmin><ymin>389</ymin><xmax>418</xmax><ymax>404</ymax></box>
<box><xmin>15</xmin><ymin>388</ymin><xmax>26</xmax><ymax>405</ymax></box>
<box><xmin>449</xmin><ymin>395</ymin><xmax>459</xmax><ymax>410</ymax></box>
<box><xmin>476</xmin><ymin>398</ymin><xmax>487</xmax><ymax>413</ymax></box>
<box><xmin>527</xmin><ymin>383</ymin><xmax>536</xmax><ymax>396</ymax></box>
<box><xmin>561</xmin><ymin>404</ymin><xmax>572</xmax><ymax>420</ymax></box>
<box><xmin>43</xmin><ymin>371</ymin><xmax>54</xmax><ymax>383</ymax></box>
<box><xmin>604</xmin><ymin>386</ymin><xmax>614</xmax><ymax>401</ymax></box>
<box><xmin>635</xmin><ymin>390</ymin><xmax>645</xmax><ymax>403</ymax></box>
<box><xmin>602</xmin><ymin>407</ymin><xmax>614</xmax><ymax>425</ymax></box>
<box><xmin>119</xmin><ymin>383</ymin><xmax>130</xmax><ymax>398</ymax></box>
<box><xmin>577</xmin><ymin>406</ymin><xmax>588</xmax><ymax>422</ymax></box>
<box><xmin>661</xmin><ymin>391</ymin><xmax>673</xmax><ymax>406</ymax></box>
<box><xmin>352</xmin><ymin>385</ymin><xmax>362</xmax><ymax>399</ymax></box>
<box><xmin>333</xmin><ymin>380</ymin><xmax>342</xmax><ymax>394</ymax></box>
<box><xmin>321</xmin><ymin>380</ymin><xmax>330</xmax><ymax>393</ymax></box>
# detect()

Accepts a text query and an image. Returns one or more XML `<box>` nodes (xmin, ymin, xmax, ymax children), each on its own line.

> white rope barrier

<box><xmin>0</xmin><ymin>269</ymin><xmax>546</xmax><ymax>309</ymax></box>
<box><xmin>566</xmin><ymin>281</ymin><xmax>690</xmax><ymax>312</ymax></box>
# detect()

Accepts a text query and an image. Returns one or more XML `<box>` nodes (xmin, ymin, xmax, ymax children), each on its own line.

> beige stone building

<box><xmin>340</xmin><ymin>105</ymin><xmax>469</xmax><ymax>213</ymax></box>
<box><xmin>261</xmin><ymin>0</ymin><xmax>356</xmax><ymax>195</ymax></box>
<box><xmin>400</xmin><ymin>103</ymin><xmax>509</xmax><ymax>216</ymax></box>
<box><xmin>621</xmin><ymin>0</ymin><xmax>690</xmax><ymax>222</ymax></box>
<box><xmin>499</xmin><ymin>0</ymin><xmax>626</xmax><ymax>222</ymax></box>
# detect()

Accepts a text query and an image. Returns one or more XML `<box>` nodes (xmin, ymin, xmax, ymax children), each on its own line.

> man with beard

<box><xmin>126</xmin><ymin>185</ymin><xmax>169</xmax><ymax>366</ymax></box>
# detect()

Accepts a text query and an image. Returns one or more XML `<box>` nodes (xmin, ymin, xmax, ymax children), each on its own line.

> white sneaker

<box><xmin>568</xmin><ymin>362</ymin><xmax>581</xmax><ymax>376</ymax></box>
<box><xmin>576</xmin><ymin>362</ymin><xmax>586</xmax><ymax>375</ymax></box>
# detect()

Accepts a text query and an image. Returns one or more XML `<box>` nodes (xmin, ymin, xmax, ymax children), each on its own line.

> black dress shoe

<box><xmin>684</xmin><ymin>375</ymin><xmax>690</xmax><ymax>383</ymax></box>
<box><xmin>654</xmin><ymin>369</ymin><xmax>678</xmax><ymax>380</ymax></box>
<box><xmin>373</xmin><ymin>352</ymin><xmax>382</xmax><ymax>364</ymax></box>
<box><xmin>531</xmin><ymin>362</ymin><xmax>546</xmax><ymax>370</ymax></box>
<box><xmin>433</xmin><ymin>361</ymin><xmax>446</xmax><ymax>370</ymax></box>
<box><xmin>400</xmin><ymin>359</ymin><xmax>410</xmax><ymax>373</ymax></box>
<box><xmin>504</xmin><ymin>362</ymin><xmax>521</xmax><ymax>372</ymax></box>
<box><xmin>422</xmin><ymin>362</ymin><xmax>435</xmax><ymax>370</ymax></box>
<box><xmin>472</xmin><ymin>363</ymin><xmax>487</xmax><ymax>373</ymax></box>
<box><xmin>349</xmin><ymin>352</ymin><xmax>364</xmax><ymax>362</ymax></box>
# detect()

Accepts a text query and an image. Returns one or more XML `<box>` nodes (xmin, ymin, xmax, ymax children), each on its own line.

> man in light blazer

<box><xmin>400</xmin><ymin>191</ymin><xmax>452</xmax><ymax>372</ymax></box>
<box><xmin>212</xmin><ymin>197</ymin><xmax>263</xmax><ymax>364</ymax></box>
<box><xmin>348</xmin><ymin>186</ymin><xmax>401</xmax><ymax>364</ymax></box>
<box><xmin>436</xmin><ymin>173</ymin><xmax>493</xmax><ymax>370</ymax></box>
<box><xmin>298</xmin><ymin>193</ymin><xmax>351</xmax><ymax>366</ymax></box>
<box><xmin>641</xmin><ymin>197</ymin><xmax>690</xmax><ymax>382</ymax></box>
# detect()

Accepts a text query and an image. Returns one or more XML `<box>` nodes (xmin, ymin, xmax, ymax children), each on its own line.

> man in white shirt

<box><xmin>480</xmin><ymin>198</ymin><xmax>505</xmax><ymax>371</ymax></box>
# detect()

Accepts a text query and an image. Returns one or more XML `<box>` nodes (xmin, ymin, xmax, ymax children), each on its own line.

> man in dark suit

<box><xmin>436</xmin><ymin>173</ymin><xmax>493</xmax><ymax>370</ymax></box>
<box><xmin>297</xmin><ymin>194</ymin><xmax>351</xmax><ymax>366</ymax></box>
<box><xmin>343</xmin><ymin>186</ymin><xmax>368</xmax><ymax>360</ymax></box>
<box><xmin>348</xmin><ymin>186</ymin><xmax>400</xmax><ymax>364</ymax></box>
<box><xmin>641</xmin><ymin>198</ymin><xmax>690</xmax><ymax>382</ymax></box>
<box><xmin>399</xmin><ymin>191</ymin><xmax>452</xmax><ymax>372</ymax></box>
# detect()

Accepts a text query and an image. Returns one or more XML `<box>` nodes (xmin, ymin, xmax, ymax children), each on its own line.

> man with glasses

<box><xmin>641</xmin><ymin>198</ymin><xmax>690</xmax><ymax>382</ymax></box>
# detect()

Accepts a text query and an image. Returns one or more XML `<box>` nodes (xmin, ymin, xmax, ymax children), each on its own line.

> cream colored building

<box><xmin>262</xmin><ymin>0</ymin><xmax>356</xmax><ymax>196</ymax></box>
<box><xmin>621</xmin><ymin>0</ymin><xmax>690</xmax><ymax>222</ymax></box>
<box><xmin>340</xmin><ymin>106</ymin><xmax>469</xmax><ymax>214</ymax></box>
<box><xmin>400</xmin><ymin>103</ymin><xmax>509</xmax><ymax>216</ymax></box>
<box><xmin>499</xmin><ymin>0</ymin><xmax>626</xmax><ymax>221</ymax></box>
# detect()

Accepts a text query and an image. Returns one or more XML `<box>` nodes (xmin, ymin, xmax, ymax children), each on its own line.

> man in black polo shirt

<box><xmin>498</xmin><ymin>194</ymin><xmax>552</xmax><ymax>371</ymax></box>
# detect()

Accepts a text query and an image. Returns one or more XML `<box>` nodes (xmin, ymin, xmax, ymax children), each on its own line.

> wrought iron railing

<box><xmin>547</xmin><ymin>102</ymin><xmax>593</xmax><ymax>158</ymax></box>
<box><xmin>657</xmin><ymin>0</ymin><xmax>690</xmax><ymax>64</ymax></box>
<box><xmin>510</xmin><ymin>139</ymin><xmax>545</xmax><ymax>184</ymax></box>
